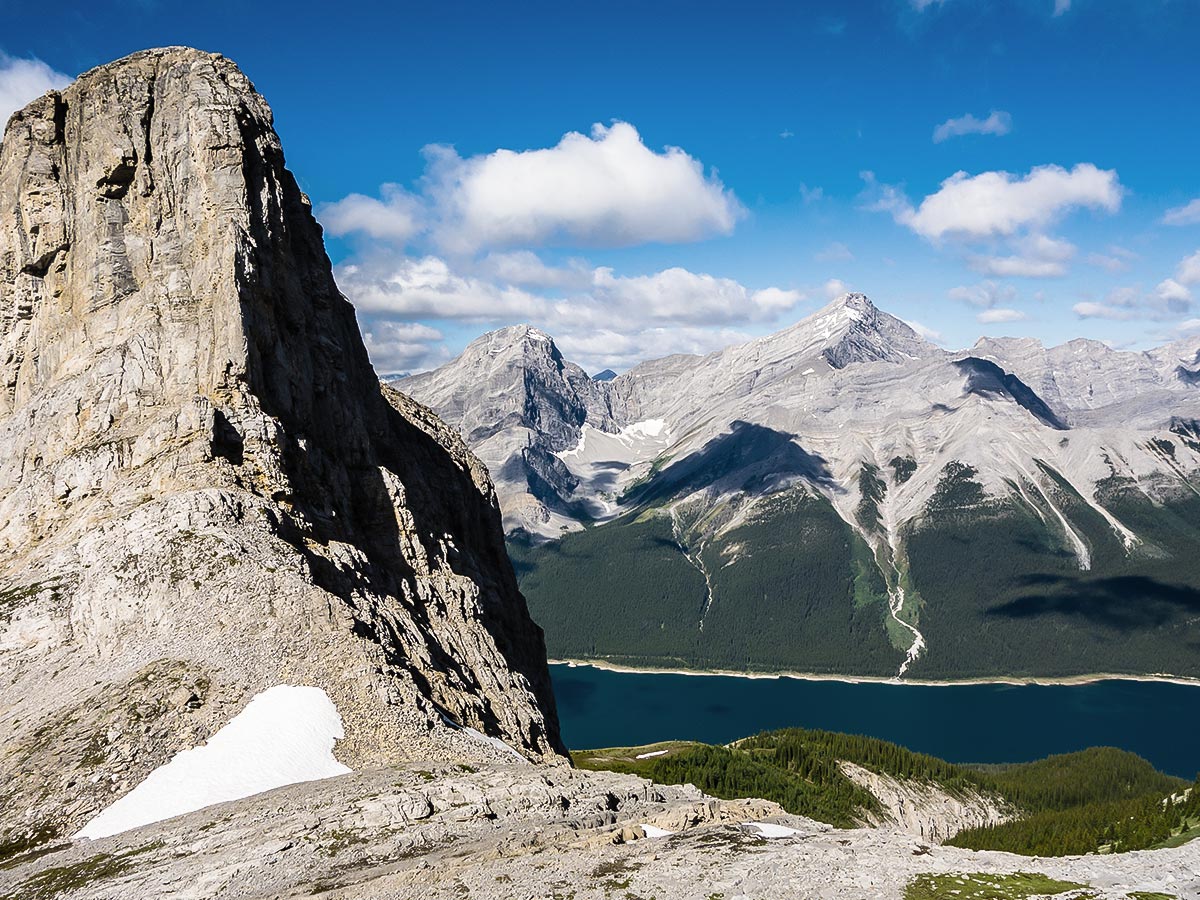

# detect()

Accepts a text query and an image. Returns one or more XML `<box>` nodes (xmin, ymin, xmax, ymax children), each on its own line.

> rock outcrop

<box><xmin>0</xmin><ymin>759</ymin><xmax>1195</xmax><ymax>900</ymax></box>
<box><xmin>399</xmin><ymin>325</ymin><xmax>616</xmax><ymax>533</ymax></box>
<box><xmin>0</xmin><ymin>47</ymin><xmax>564</xmax><ymax>854</ymax></box>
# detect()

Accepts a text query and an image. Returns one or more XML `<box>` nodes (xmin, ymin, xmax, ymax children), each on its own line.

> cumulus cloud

<box><xmin>815</xmin><ymin>242</ymin><xmax>854</xmax><ymax>262</ymax></box>
<box><xmin>867</xmin><ymin>164</ymin><xmax>1121</xmax><ymax>242</ymax></box>
<box><xmin>0</xmin><ymin>52</ymin><xmax>71</xmax><ymax>124</ymax></box>
<box><xmin>337</xmin><ymin>253</ymin><xmax>802</xmax><ymax>373</ymax></box>
<box><xmin>948</xmin><ymin>281</ymin><xmax>1018</xmax><ymax>310</ymax></box>
<box><xmin>1072</xmin><ymin>272</ymin><xmax>1195</xmax><ymax>323</ymax></box>
<box><xmin>799</xmin><ymin>183</ymin><xmax>825</xmax><ymax>205</ymax></box>
<box><xmin>322</xmin><ymin>122</ymin><xmax>743</xmax><ymax>254</ymax></box>
<box><xmin>427</xmin><ymin>122</ymin><xmax>743</xmax><ymax>252</ymax></box>
<box><xmin>319</xmin><ymin>185</ymin><xmax>423</xmax><ymax>243</ymax></box>
<box><xmin>1073</xmin><ymin>299</ymin><xmax>1139</xmax><ymax>321</ymax></box>
<box><xmin>585</xmin><ymin>267</ymin><xmax>802</xmax><ymax>326</ymax></box>
<box><xmin>904</xmin><ymin>319</ymin><xmax>944</xmax><ymax>343</ymax></box>
<box><xmin>1155</xmin><ymin>278</ymin><xmax>1192</xmax><ymax>311</ymax></box>
<box><xmin>969</xmin><ymin>234</ymin><xmax>1076</xmax><ymax>278</ymax></box>
<box><xmin>1177</xmin><ymin>250</ymin><xmax>1200</xmax><ymax>286</ymax></box>
<box><xmin>1053</xmin><ymin>0</ymin><xmax>1071</xmax><ymax>15</ymax></box>
<box><xmin>556</xmin><ymin>325</ymin><xmax>755</xmax><ymax>372</ymax></box>
<box><xmin>823</xmin><ymin>278</ymin><xmax>850</xmax><ymax>299</ymax></box>
<box><xmin>1163</xmin><ymin>199</ymin><xmax>1200</xmax><ymax>227</ymax></box>
<box><xmin>338</xmin><ymin>256</ymin><xmax>548</xmax><ymax>321</ymax></box>
<box><xmin>932</xmin><ymin>110</ymin><xmax>1012</xmax><ymax>143</ymax></box>
<box><xmin>978</xmin><ymin>308</ymin><xmax>1028</xmax><ymax>324</ymax></box>
<box><xmin>361</xmin><ymin>322</ymin><xmax>448</xmax><ymax>374</ymax></box>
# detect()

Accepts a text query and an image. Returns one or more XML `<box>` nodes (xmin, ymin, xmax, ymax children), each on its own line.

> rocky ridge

<box><xmin>0</xmin><ymin>761</ymin><xmax>1194</xmax><ymax>900</ymax></box>
<box><xmin>0</xmin><ymin>47</ymin><xmax>563</xmax><ymax>856</ymax></box>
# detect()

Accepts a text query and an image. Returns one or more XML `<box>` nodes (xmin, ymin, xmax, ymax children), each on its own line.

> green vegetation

<box><xmin>0</xmin><ymin>844</ymin><xmax>161</xmax><ymax>900</ymax></box>
<box><xmin>889</xmin><ymin>455</ymin><xmax>918</xmax><ymax>485</ymax></box>
<box><xmin>948</xmin><ymin>750</ymin><xmax>1199</xmax><ymax>856</ymax></box>
<box><xmin>856</xmin><ymin>462</ymin><xmax>887</xmax><ymax>534</ymax></box>
<box><xmin>512</xmin><ymin>488</ymin><xmax>902</xmax><ymax>675</ymax></box>
<box><xmin>576</xmin><ymin>727</ymin><xmax>994</xmax><ymax>828</ymax></box>
<box><xmin>910</xmin><ymin>461</ymin><xmax>1200</xmax><ymax>678</ymax></box>
<box><xmin>578</xmin><ymin>732</ymin><xmax>1200</xmax><ymax>859</ymax></box>
<box><xmin>515</xmin><ymin>447</ymin><xmax>1200</xmax><ymax>678</ymax></box>
<box><xmin>903</xmin><ymin>872</ymin><xmax>1088</xmax><ymax>900</ymax></box>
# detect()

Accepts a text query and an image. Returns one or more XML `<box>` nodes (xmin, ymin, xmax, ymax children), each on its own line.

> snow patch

<box><xmin>634</xmin><ymin>749</ymin><xmax>669</xmax><ymax>759</ymax></box>
<box><xmin>743</xmin><ymin>821</ymin><xmax>803</xmax><ymax>838</ymax></box>
<box><xmin>640</xmin><ymin>824</ymin><xmax>674</xmax><ymax>837</ymax></box>
<box><xmin>623</xmin><ymin>419</ymin><xmax>668</xmax><ymax>439</ymax></box>
<box><xmin>76</xmin><ymin>685</ymin><xmax>351</xmax><ymax>840</ymax></box>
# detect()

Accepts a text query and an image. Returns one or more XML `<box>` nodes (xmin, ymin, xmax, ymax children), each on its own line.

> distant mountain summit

<box><xmin>592</xmin><ymin>368</ymin><xmax>618</xmax><ymax>382</ymax></box>
<box><xmin>401</xmin><ymin>293</ymin><xmax>1200</xmax><ymax>683</ymax></box>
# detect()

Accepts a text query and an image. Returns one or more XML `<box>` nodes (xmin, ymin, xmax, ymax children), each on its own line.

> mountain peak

<box><xmin>0</xmin><ymin>45</ymin><xmax>565</xmax><ymax>846</ymax></box>
<box><xmin>824</xmin><ymin>291</ymin><xmax>877</xmax><ymax>314</ymax></box>
<box><xmin>771</xmin><ymin>292</ymin><xmax>934</xmax><ymax>370</ymax></box>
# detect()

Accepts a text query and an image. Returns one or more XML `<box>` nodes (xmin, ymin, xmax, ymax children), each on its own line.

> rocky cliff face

<box><xmin>0</xmin><ymin>47</ymin><xmax>564</xmax><ymax>853</ymax></box>
<box><xmin>399</xmin><ymin>325</ymin><xmax>616</xmax><ymax>533</ymax></box>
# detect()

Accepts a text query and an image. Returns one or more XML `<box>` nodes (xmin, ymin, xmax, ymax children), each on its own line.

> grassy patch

<box><xmin>1</xmin><ymin>843</ymin><xmax>161</xmax><ymax>900</ymax></box>
<box><xmin>904</xmin><ymin>871</ymin><xmax>1088</xmax><ymax>900</ymax></box>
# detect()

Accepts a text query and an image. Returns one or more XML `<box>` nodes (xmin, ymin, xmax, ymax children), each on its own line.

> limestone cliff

<box><xmin>0</xmin><ymin>47</ymin><xmax>564</xmax><ymax>852</ymax></box>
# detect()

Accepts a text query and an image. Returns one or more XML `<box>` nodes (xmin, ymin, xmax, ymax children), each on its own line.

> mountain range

<box><xmin>400</xmin><ymin>293</ymin><xmax>1200</xmax><ymax>680</ymax></box>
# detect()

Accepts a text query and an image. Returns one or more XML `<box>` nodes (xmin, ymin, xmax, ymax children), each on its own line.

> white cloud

<box><xmin>904</xmin><ymin>319</ymin><xmax>944</xmax><ymax>343</ymax></box>
<box><xmin>1163</xmin><ymin>199</ymin><xmax>1200</xmax><ymax>227</ymax></box>
<box><xmin>1073</xmin><ymin>300</ymin><xmax>1138</xmax><ymax>321</ymax></box>
<box><xmin>1053</xmin><ymin>0</ymin><xmax>1071</xmax><ymax>16</ymax></box>
<box><xmin>932</xmin><ymin>110</ymin><xmax>1012</xmax><ymax>143</ymax></box>
<box><xmin>0</xmin><ymin>52</ymin><xmax>71</xmax><ymax>124</ymax></box>
<box><xmin>871</xmin><ymin>164</ymin><xmax>1122</xmax><ymax>241</ymax></box>
<box><xmin>948</xmin><ymin>281</ymin><xmax>1018</xmax><ymax>309</ymax></box>
<box><xmin>338</xmin><ymin>256</ymin><xmax>548</xmax><ymax>321</ymax></box>
<box><xmin>585</xmin><ymin>267</ymin><xmax>801</xmax><ymax>326</ymax></box>
<box><xmin>978</xmin><ymin>308</ymin><xmax>1028</xmax><ymax>324</ymax></box>
<box><xmin>815</xmin><ymin>242</ymin><xmax>854</xmax><ymax>262</ymax></box>
<box><xmin>1086</xmin><ymin>252</ymin><xmax>1129</xmax><ymax>273</ymax></box>
<box><xmin>823</xmin><ymin>278</ymin><xmax>850</xmax><ymax>299</ymax></box>
<box><xmin>799</xmin><ymin>183</ymin><xmax>824</xmax><ymax>205</ymax></box>
<box><xmin>319</xmin><ymin>184</ymin><xmax>423</xmax><ymax>242</ymax></box>
<box><xmin>477</xmin><ymin>251</ymin><xmax>593</xmax><ymax>289</ymax></box>
<box><xmin>556</xmin><ymin>325</ymin><xmax>755</xmax><ymax>372</ymax></box>
<box><xmin>1177</xmin><ymin>250</ymin><xmax>1200</xmax><ymax>285</ymax></box>
<box><xmin>911</xmin><ymin>0</ymin><xmax>949</xmax><ymax>9</ymax></box>
<box><xmin>1155</xmin><ymin>278</ymin><xmax>1192</xmax><ymax>311</ymax></box>
<box><xmin>337</xmin><ymin>253</ymin><xmax>802</xmax><ymax>373</ymax></box>
<box><xmin>423</xmin><ymin>122</ymin><xmax>743</xmax><ymax>252</ymax></box>
<box><xmin>361</xmin><ymin>322</ymin><xmax>448</xmax><ymax>374</ymax></box>
<box><xmin>969</xmin><ymin>234</ymin><xmax>1076</xmax><ymax>278</ymax></box>
<box><xmin>1071</xmin><ymin>277</ymin><xmax>1192</xmax><ymax>322</ymax></box>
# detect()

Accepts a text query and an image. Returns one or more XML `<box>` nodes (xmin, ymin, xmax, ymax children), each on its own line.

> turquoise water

<box><xmin>550</xmin><ymin>664</ymin><xmax>1200</xmax><ymax>779</ymax></box>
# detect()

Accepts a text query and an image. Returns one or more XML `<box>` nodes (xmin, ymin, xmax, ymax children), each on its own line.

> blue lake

<box><xmin>550</xmin><ymin>664</ymin><xmax>1200</xmax><ymax>779</ymax></box>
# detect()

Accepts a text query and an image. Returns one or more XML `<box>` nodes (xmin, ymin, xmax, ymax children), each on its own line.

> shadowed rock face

<box><xmin>0</xmin><ymin>47</ymin><xmax>564</xmax><ymax>850</ymax></box>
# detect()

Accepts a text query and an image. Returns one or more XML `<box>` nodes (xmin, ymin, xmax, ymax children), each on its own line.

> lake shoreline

<box><xmin>548</xmin><ymin>658</ymin><xmax>1200</xmax><ymax>688</ymax></box>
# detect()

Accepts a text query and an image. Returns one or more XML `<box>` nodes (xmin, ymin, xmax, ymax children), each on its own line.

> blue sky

<box><xmin>2</xmin><ymin>0</ymin><xmax>1199</xmax><ymax>373</ymax></box>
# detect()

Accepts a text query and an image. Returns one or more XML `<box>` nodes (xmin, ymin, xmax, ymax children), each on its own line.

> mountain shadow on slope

<box><xmin>623</xmin><ymin>421</ymin><xmax>837</xmax><ymax>508</ymax></box>
<box><xmin>985</xmin><ymin>573</ymin><xmax>1200</xmax><ymax>630</ymax></box>
<box><xmin>954</xmin><ymin>357</ymin><xmax>1067</xmax><ymax>430</ymax></box>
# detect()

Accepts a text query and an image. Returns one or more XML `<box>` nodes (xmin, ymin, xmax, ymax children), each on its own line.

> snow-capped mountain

<box><xmin>398</xmin><ymin>294</ymin><xmax>1200</xmax><ymax>680</ymax></box>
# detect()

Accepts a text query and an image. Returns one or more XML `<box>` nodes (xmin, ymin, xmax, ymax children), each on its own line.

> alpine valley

<box><xmin>400</xmin><ymin>294</ymin><xmax>1200</xmax><ymax>680</ymax></box>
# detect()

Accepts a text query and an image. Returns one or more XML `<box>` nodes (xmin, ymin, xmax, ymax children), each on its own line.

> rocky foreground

<box><xmin>0</xmin><ymin>763</ymin><xmax>1195</xmax><ymax>900</ymax></box>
